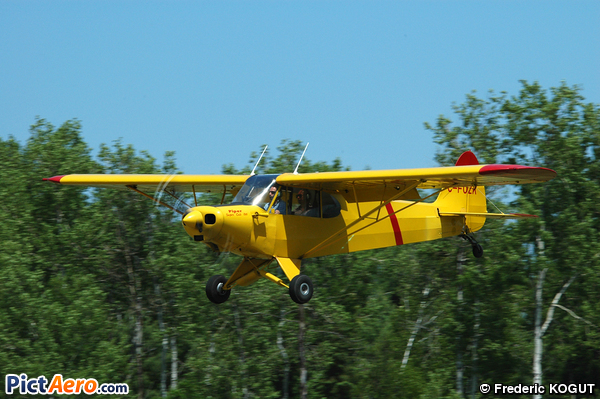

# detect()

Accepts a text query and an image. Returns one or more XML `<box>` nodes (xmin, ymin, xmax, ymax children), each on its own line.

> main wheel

<box><xmin>289</xmin><ymin>275</ymin><xmax>314</xmax><ymax>304</ymax></box>
<box><xmin>472</xmin><ymin>243</ymin><xmax>484</xmax><ymax>258</ymax></box>
<box><xmin>206</xmin><ymin>275</ymin><xmax>231</xmax><ymax>304</ymax></box>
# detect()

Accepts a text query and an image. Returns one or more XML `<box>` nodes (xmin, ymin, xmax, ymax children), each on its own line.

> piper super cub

<box><xmin>44</xmin><ymin>150</ymin><xmax>556</xmax><ymax>304</ymax></box>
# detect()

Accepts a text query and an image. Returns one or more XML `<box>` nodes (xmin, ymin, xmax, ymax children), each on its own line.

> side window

<box><xmin>287</xmin><ymin>189</ymin><xmax>340</xmax><ymax>218</ymax></box>
<box><xmin>290</xmin><ymin>188</ymin><xmax>320</xmax><ymax>217</ymax></box>
<box><xmin>322</xmin><ymin>192</ymin><xmax>341</xmax><ymax>218</ymax></box>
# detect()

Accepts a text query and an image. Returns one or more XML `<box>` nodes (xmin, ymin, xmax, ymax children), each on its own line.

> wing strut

<box><xmin>162</xmin><ymin>188</ymin><xmax>192</xmax><ymax>209</ymax></box>
<box><xmin>126</xmin><ymin>185</ymin><xmax>184</xmax><ymax>215</ymax></box>
<box><xmin>343</xmin><ymin>187</ymin><xmax>445</xmax><ymax>242</ymax></box>
<box><xmin>221</xmin><ymin>185</ymin><xmax>228</xmax><ymax>204</ymax></box>
<box><xmin>352</xmin><ymin>184</ymin><xmax>362</xmax><ymax>218</ymax></box>
<box><xmin>192</xmin><ymin>185</ymin><xmax>198</xmax><ymax>206</ymax></box>
<box><xmin>302</xmin><ymin>180</ymin><xmax>429</xmax><ymax>258</ymax></box>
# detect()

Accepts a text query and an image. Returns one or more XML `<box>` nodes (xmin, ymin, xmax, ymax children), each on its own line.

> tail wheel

<box><xmin>206</xmin><ymin>275</ymin><xmax>231</xmax><ymax>304</ymax></box>
<box><xmin>289</xmin><ymin>275</ymin><xmax>314</xmax><ymax>304</ymax></box>
<box><xmin>472</xmin><ymin>243</ymin><xmax>484</xmax><ymax>258</ymax></box>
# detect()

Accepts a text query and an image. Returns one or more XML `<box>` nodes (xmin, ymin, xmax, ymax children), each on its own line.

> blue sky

<box><xmin>2</xmin><ymin>1</ymin><xmax>599</xmax><ymax>174</ymax></box>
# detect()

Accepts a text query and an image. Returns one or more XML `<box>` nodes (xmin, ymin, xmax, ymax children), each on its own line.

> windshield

<box><xmin>231</xmin><ymin>175</ymin><xmax>278</xmax><ymax>206</ymax></box>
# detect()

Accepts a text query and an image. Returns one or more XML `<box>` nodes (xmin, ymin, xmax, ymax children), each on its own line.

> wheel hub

<box><xmin>217</xmin><ymin>282</ymin><xmax>225</xmax><ymax>295</ymax></box>
<box><xmin>300</xmin><ymin>282</ymin><xmax>310</xmax><ymax>296</ymax></box>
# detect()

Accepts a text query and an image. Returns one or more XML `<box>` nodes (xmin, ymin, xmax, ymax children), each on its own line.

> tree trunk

<box><xmin>533</xmin><ymin>227</ymin><xmax>547</xmax><ymax>399</ymax></box>
<box><xmin>456</xmin><ymin>351</ymin><xmax>464</xmax><ymax>397</ymax></box>
<box><xmin>456</xmin><ymin>246</ymin><xmax>466</xmax><ymax>397</ymax></box>
<box><xmin>233</xmin><ymin>303</ymin><xmax>249</xmax><ymax>399</ymax></box>
<box><xmin>171</xmin><ymin>333</ymin><xmax>178</xmax><ymax>391</ymax></box>
<box><xmin>277</xmin><ymin>307</ymin><xmax>290</xmax><ymax>399</ymax></box>
<box><xmin>116</xmin><ymin>212</ymin><xmax>144</xmax><ymax>399</ymax></box>
<box><xmin>133</xmin><ymin>290</ymin><xmax>144</xmax><ymax>398</ymax></box>
<box><xmin>470</xmin><ymin>299</ymin><xmax>480</xmax><ymax>399</ymax></box>
<box><xmin>533</xmin><ymin>267</ymin><xmax>577</xmax><ymax>399</ymax></box>
<box><xmin>401</xmin><ymin>286</ymin><xmax>430</xmax><ymax>370</ymax></box>
<box><xmin>299</xmin><ymin>304</ymin><xmax>308</xmax><ymax>399</ymax></box>
<box><xmin>155</xmin><ymin>282</ymin><xmax>167</xmax><ymax>398</ymax></box>
<box><xmin>533</xmin><ymin>268</ymin><xmax>546</xmax><ymax>399</ymax></box>
<box><xmin>122</xmin><ymin>235</ymin><xmax>144</xmax><ymax>398</ymax></box>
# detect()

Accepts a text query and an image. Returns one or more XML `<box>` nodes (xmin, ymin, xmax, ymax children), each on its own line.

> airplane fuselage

<box><xmin>181</xmin><ymin>173</ymin><xmax>485</xmax><ymax>260</ymax></box>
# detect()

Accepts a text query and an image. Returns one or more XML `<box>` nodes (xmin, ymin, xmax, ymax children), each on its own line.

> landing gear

<box><xmin>472</xmin><ymin>243</ymin><xmax>483</xmax><ymax>258</ymax></box>
<box><xmin>460</xmin><ymin>229</ymin><xmax>484</xmax><ymax>258</ymax></box>
<box><xmin>206</xmin><ymin>275</ymin><xmax>231</xmax><ymax>304</ymax></box>
<box><xmin>289</xmin><ymin>275</ymin><xmax>314</xmax><ymax>304</ymax></box>
<box><xmin>205</xmin><ymin>259</ymin><xmax>315</xmax><ymax>304</ymax></box>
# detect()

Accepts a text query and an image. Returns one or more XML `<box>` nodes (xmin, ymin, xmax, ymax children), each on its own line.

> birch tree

<box><xmin>428</xmin><ymin>81</ymin><xmax>600</xmax><ymax>392</ymax></box>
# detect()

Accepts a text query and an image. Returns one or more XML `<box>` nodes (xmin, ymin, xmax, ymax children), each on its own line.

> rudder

<box><xmin>434</xmin><ymin>151</ymin><xmax>487</xmax><ymax>232</ymax></box>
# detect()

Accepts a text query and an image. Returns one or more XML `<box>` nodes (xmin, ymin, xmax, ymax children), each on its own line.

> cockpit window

<box><xmin>290</xmin><ymin>188</ymin><xmax>320</xmax><ymax>217</ymax></box>
<box><xmin>322</xmin><ymin>192</ymin><xmax>341</xmax><ymax>218</ymax></box>
<box><xmin>289</xmin><ymin>189</ymin><xmax>341</xmax><ymax>218</ymax></box>
<box><xmin>231</xmin><ymin>175</ymin><xmax>278</xmax><ymax>206</ymax></box>
<box><xmin>231</xmin><ymin>175</ymin><xmax>341</xmax><ymax>218</ymax></box>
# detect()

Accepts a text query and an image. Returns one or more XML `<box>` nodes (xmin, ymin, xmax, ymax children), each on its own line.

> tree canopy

<box><xmin>1</xmin><ymin>82</ymin><xmax>599</xmax><ymax>398</ymax></box>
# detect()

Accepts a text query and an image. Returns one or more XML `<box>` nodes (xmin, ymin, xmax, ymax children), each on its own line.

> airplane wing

<box><xmin>44</xmin><ymin>164</ymin><xmax>556</xmax><ymax>194</ymax></box>
<box><xmin>43</xmin><ymin>174</ymin><xmax>249</xmax><ymax>194</ymax></box>
<box><xmin>276</xmin><ymin>164</ymin><xmax>556</xmax><ymax>191</ymax></box>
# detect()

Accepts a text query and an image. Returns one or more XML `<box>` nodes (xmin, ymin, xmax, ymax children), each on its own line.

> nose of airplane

<box><xmin>182</xmin><ymin>209</ymin><xmax>204</xmax><ymax>240</ymax></box>
<box><xmin>181</xmin><ymin>207</ymin><xmax>223</xmax><ymax>242</ymax></box>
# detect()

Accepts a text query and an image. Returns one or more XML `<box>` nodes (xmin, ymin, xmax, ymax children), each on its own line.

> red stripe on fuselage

<box><xmin>385</xmin><ymin>203</ymin><xmax>403</xmax><ymax>246</ymax></box>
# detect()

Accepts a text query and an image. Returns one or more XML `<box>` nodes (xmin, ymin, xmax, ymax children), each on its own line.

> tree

<box><xmin>0</xmin><ymin>119</ymin><xmax>131</xmax><ymax>394</ymax></box>
<box><xmin>427</xmin><ymin>81</ymin><xmax>600</xmax><ymax>394</ymax></box>
<box><xmin>6</xmin><ymin>97</ymin><xmax>599</xmax><ymax>399</ymax></box>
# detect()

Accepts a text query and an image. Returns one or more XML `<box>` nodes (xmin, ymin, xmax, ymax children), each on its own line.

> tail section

<box><xmin>435</xmin><ymin>151</ymin><xmax>487</xmax><ymax>232</ymax></box>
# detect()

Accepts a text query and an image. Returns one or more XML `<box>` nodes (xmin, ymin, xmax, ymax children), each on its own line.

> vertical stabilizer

<box><xmin>435</xmin><ymin>151</ymin><xmax>487</xmax><ymax>232</ymax></box>
<box><xmin>454</xmin><ymin>150</ymin><xmax>479</xmax><ymax>166</ymax></box>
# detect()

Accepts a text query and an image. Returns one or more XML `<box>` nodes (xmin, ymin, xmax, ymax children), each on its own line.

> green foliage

<box><xmin>426</xmin><ymin>80</ymin><xmax>600</xmax><ymax>393</ymax></box>
<box><xmin>2</xmin><ymin>82</ymin><xmax>599</xmax><ymax>398</ymax></box>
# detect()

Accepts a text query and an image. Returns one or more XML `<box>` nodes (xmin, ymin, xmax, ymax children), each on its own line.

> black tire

<box><xmin>206</xmin><ymin>275</ymin><xmax>231</xmax><ymax>304</ymax></box>
<box><xmin>289</xmin><ymin>275</ymin><xmax>314</xmax><ymax>304</ymax></box>
<box><xmin>472</xmin><ymin>243</ymin><xmax>484</xmax><ymax>258</ymax></box>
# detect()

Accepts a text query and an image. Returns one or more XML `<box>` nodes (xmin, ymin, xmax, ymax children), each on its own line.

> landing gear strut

<box><xmin>206</xmin><ymin>275</ymin><xmax>231</xmax><ymax>304</ymax></box>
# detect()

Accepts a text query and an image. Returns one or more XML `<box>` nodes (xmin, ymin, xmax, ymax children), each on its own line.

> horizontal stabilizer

<box><xmin>438</xmin><ymin>211</ymin><xmax>538</xmax><ymax>219</ymax></box>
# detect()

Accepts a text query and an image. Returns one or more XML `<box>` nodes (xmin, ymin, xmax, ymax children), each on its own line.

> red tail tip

<box><xmin>455</xmin><ymin>151</ymin><xmax>479</xmax><ymax>166</ymax></box>
<box><xmin>42</xmin><ymin>175</ymin><xmax>65</xmax><ymax>183</ymax></box>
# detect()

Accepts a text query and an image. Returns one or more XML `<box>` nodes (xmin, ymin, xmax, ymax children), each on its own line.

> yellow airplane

<box><xmin>44</xmin><ymin>150</ymin><xmax>556</xmax><ymax>304</ymax></box>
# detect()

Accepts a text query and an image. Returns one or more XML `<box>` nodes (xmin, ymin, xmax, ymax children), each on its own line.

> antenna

<box><xmin>293</xmin><ymin>142</ymin><xmax>309</xmax><ymax>175</ymax></box>
<box><xmin>250</xmin><ymin>145</ymin><xmax>268</xmax><ymax>176</ymax></box>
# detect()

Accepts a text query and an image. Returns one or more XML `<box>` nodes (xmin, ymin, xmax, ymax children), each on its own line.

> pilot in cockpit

<box><xmin>264</xmin><ymin>184</ymin><xmax>286</xmax><ymax>214</ymax></box>
<box><xmin>293</xmin><ymin>189</ymin><xmax>309</xmax><ymax>215</ymax></box>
